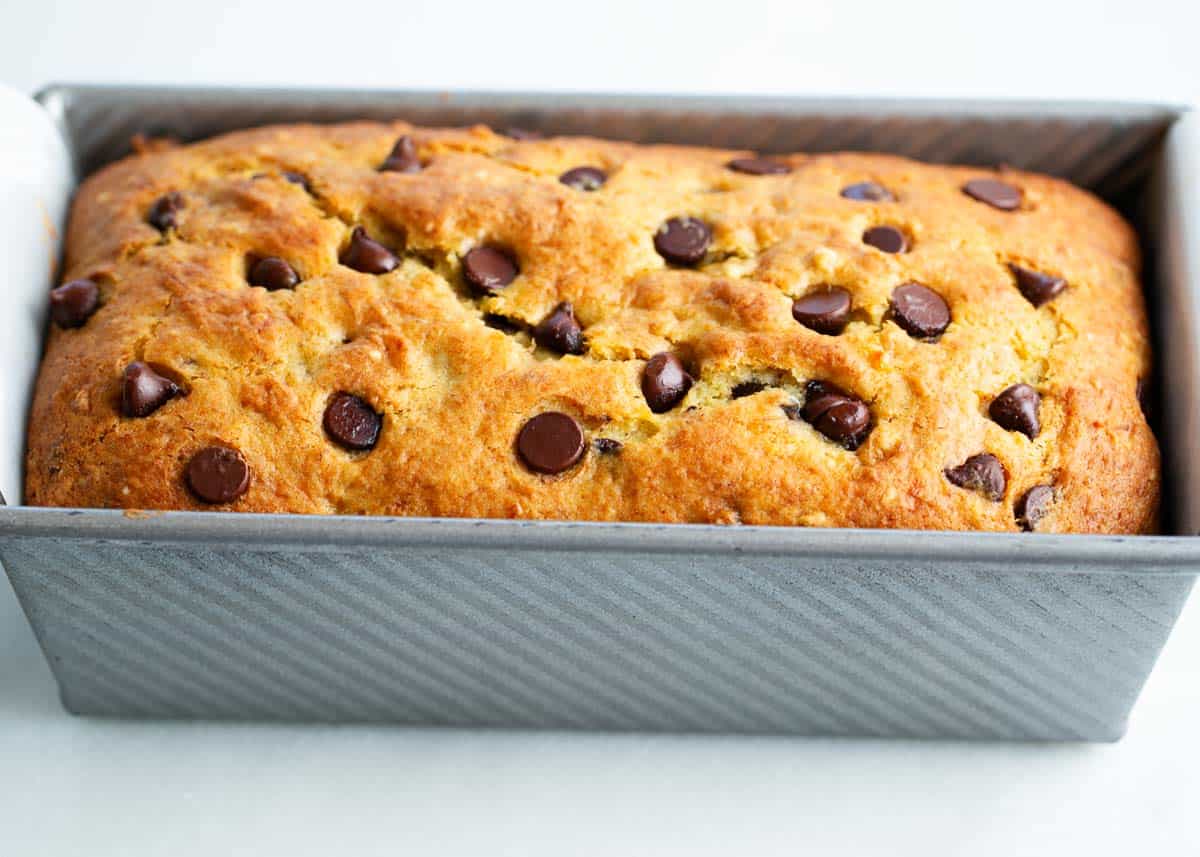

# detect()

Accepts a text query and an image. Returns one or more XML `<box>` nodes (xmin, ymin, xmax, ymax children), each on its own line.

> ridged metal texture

<box><xmin>2</xmin><ymin>515</ymin><xmax>1197</xmax><ymax>739</ymax></box>
<box><xmin>37</xmin><ymin>86</ymin><xmax>1177</xmax><ymax>200</ymax></box>
<box><xmin>1</xmin><ymin>87</ymin><xmax>1196</xmax><ymax>739</ymax></box>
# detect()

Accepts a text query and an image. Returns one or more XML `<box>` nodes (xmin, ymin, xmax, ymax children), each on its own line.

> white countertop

<box><xmin>3</xmin><ymin>2</ymin><xmax>1199</xmax><ymax>853</ymax></box>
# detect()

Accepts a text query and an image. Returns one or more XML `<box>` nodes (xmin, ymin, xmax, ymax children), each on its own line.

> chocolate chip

<box><xmin>963</xmin><ymin>178</ymin><xmax>1022</xmax><ymax>211</ymax></box>
<box><xmin>731</xmin><ymin>381</ymin><xmax>766</xmax><ymax>399</ymax></box>
<box><xmin>147</xmin><ymin>191</ymin><xmax>184</xmax><ymax>231</ymax></box>
<box><xmin>890</xmin><ymin>283</ymin><xmax>950</xmax><ymax>340</ymax></box>
<box><xmin>49</xmin><ymin>279</ymin><xmax>99</xmax><ymax>329</ymax></box>
<box><xmin>863</xmin><ymin>225</ymin><xmax>909</xmax><ymax>254</ymax></box>
<box><xmin>121</xmin><ymin>361</ymin><xmax>182</xmax><ymax>418</ymax></box>
<box><xmin>989</xmin><ymin>383</ymin><xmax>1041</xmax><ymax>439</ymax></box>
<box><xmin>341</xmin><ymin>227</ymin><xmax>398</xmax><ymax>274</ymax></box>
<box><xmin>505</xmin><ymin>127</ymin><xmax>544</xmax><ymax>140</ymax></box>
<box><xmin>559</xmin><ymin>166</ymin><xmax>607</xmax><ymax>191</ymax></box>
<box><xmin>1009</xmin><ymin>264</ymin><xmax>1066</xmax><ymax>307</ymax></box>
<box><xmin>186</xmin><ymin>445</ymin><xmax>251</xmax><ymax>504</ymax></box>
<box><xmin>463</xmin><ymin>247</ymin><xmax>518</xmax><ymax>294</ymax></box>
<box><xmin>727</xmin><ymin>157</ymin><xmax>791</xmax><ymax>176</ymax></box>
<box><xmin>380</xmin><ymin>135</ymin><xmax>421</xmax><ymax>173</ymax></box>
<box><xmin>483</xmin><ymin>313</ymin><xmax>525</xmax><ymax>334</ymax></box>
<box><xmin>642</xmin><ymin>352</ymin><xmax>693</xmax><ymax>413</ymax></box>
<box><xmin>248</xmin><ymin>256</ymin><xmax>300</xmax><ymax>290</ymax></box>
<box><xmin>517</xmin><ymin>412</ymin><xmax>585</xmax><ymax>474</ymax></box>
<box><xmin>792</xmin><ymin>288</ymin><xmax>852</xmax><ymax>335</ymax></box>
<box><xmin>1015</xmin><ymin>484</ymin><xmax>1054</xmax><ymax>531</ymax></box>
<box><xmin>801</xmin><ymin>380</ymin><xmax>871</xmax><ymax>450</ymax></box>
<box><xmin>282</xmin><ymin>171</ymin><xmax>310</xmax><ymax>188</ymax></box>
<box><xmin>945</xmin><ymin>453</ymin><xmax>1007</xmax><ymax>501</ymax></box>
<box><xmin>323</xmin><ymin>392</ymin><xmax>382</xmax><ymax>451</ymax></box>
<box><xmin>534</xmin><ymin>302</ymin><xmax>585</xmax><ymax>355</ymax></box>
<box><xmin>654</xmin><ymin>217</ymin><xmax>711</xmax><ymax>266</ymax></box>
<box><xmin>840</xmin><ymin>182</ymin><xmax>895</xmax><ymax>202</ymax></box>
<box><xmin>594</xmin><ymin>437</ymin><xmax>623</xmax><ymax>455</ymax></box>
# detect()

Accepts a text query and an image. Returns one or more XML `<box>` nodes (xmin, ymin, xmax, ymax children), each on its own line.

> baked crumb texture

<box><xmin>27</xmin><ymin>122</ymin><xmax>1160</xmax><ymax>532</ymax></box>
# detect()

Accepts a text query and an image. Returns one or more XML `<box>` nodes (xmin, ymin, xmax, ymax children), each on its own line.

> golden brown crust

<box><xmin>26</xmin><ymin>121</ymin><xmax>1159</xmax><ymax>532</ymax></box>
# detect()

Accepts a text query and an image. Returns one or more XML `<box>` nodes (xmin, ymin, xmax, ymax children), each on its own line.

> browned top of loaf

<box><xmin>26</xmin><ymin>120</ymin><xmax>1159</xmax><ymax>532</ymax></box>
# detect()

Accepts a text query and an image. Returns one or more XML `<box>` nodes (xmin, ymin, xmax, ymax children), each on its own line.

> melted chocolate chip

<box><xmin>731</xmin><ymin>381</ymin><xmax>767</xmax><ymax>399</ymax></box>
<box><xmin>890</xmin><ymin>283</ymin><xmax>950</xmax><ymax>340</ymax></box>
<box><xmin>147</xmin><ymin>191</ymin><xmax>184</xmax><ymax>231</ymax></box>
<box><xmin>483</xmin><ymin>313</ymin><xmax>525</xmax><ymax>334</ymax></box>
<box><xmin>945</xmin><ymin>453</ymin><xmax>1007</xmax><ymax>501</ymax></box>
<box><xmin>248</xmin><ymin>256</ymin><xmax>300</xmax><ymax>290</ymax></box>
<box><xmin>801</xmin><ymin>380</ymin><xmax>872</xmax><ymax>450</ymax></box>
<box><xmin>1015</xmin><ymin>484</ymin><xmax>1054</xmax><ymax>531</ymax></box>
<box><xmin>989</xmin><ymin>383</ymin><xmax>1041</xmax><ymax>439</ymax></box>
<box><xmin>323</xmin><ymin>392</ymin><xmax>382</xmax><ymax>451</ymax></box>
<box><xmin>559</xmin><ymin>166</ymin><xmax>607</xmax><ymax>191</ymax></box>
<box><xmin>121</xmin><ymin>361</ymin><xmax>182</xmax><ymax>418</ymax></box>
<box><xmin>1009</xmin><ymin>264</ymin><xmax>1066</xmax><ymax>307</ymax></box>
<box><xmin>517</xmin><ymin>412</ymin><xmax>586</xmax><ymax>474</ymax></box>
<box><xmin>642</xmin><ymin>352</ymin><xmax>693</xmax><ymax>413</ymax></box>
<box><xmin>654</xmin><ymin>217</ymin><xmax>711</xmax><ymax>266</ymax></box>
<box><xmin>963</xmin><ymin>178</ymin><xmax>1022</xmax><ymax>211</ymax></box>
<box><xmin>727</xmin><ymin>157</ymin><xmax>791</xmax><ymax>176</ymax></box>
<box><xmin>594</xmin><ymin>437</ymin><xmax>623</xmax><ymax>455</ymax></box>
<box><xmin>49</xmin><ymin>279</ymin><xmax>100</xmax><ymax>329</ymax></box>
<box><xmin>792</xmin><ymin>288</ymin><xmax>852</xmax><ymax>335</ymax></box>
<box><xmin>380</xmin><ymin>135</ymin><xmax>421</xmax><ymax>173</ymax></box>
<box><xmin>463</xmin><ymin>247</ymin><xmax>518</xmax><ymax>294</ymax></box>
<box><xmin>186</xmin><ymin>445</ymin><xmax>251</xmax><ymax>504</ymax></box>
<box><xmin>534</xmin><ymin>302</ymin><xmax>585</xmax><ymax>355</ymax></box>
<box><xmin>840</xmin><ymin>182</ymin><xmax>895</xmax><ymax>202</ymax></box>
<box><xmin>862</xmin><ymin>225</ymin><xmax>909</xmax><ymax>254</ymax></box>
<box><xmin>281</xmin><ymin>171</ymin><xmax>311</xmax><ymax>190</ymax></box>
<box><xmin>341</xmin><ymin>227</ymin><xmax>398</xmax><ymax>274</ymax></box>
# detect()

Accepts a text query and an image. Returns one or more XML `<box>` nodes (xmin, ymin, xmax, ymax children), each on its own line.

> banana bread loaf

<box><xmin>26</xmin><ymin>120</ymin><xmax>1160</xmax><ymax>532</ymax></box>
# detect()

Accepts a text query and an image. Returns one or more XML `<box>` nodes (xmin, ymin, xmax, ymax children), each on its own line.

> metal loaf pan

<box><xmin>2</xmin><ymin>85</ymin><xmax>1198</xmax><ymax>740</ymax></box>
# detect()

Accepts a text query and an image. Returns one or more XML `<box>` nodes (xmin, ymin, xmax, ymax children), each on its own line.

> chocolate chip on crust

<box><xmin>963</xmin><ymin>178</ymin><xmax>1022</xmax><ymax>211</ymax></box>
<box><xmin>989</xmin><ymin>383</ymin><xmax>1041</xmax><ymax>439</ymax></box>
<box><xmin>341</xmin><ymin>227</ymin><xmax>398</xmax><ymax>274</ymax></box>
<box><xmin>642</xmin><ymin>353</ymin><xmax>694</xmax><ymax>413</ymax></box>
<box><xmin>323</xmin><ymin>392</ymin><xmax>382</xmax><ymax>451</ymax></box>
<box><xmin>518</xmin><ymin>412</ymin><xmax>586</xmax><ymax>474</ymax></box>
<box><xmin>147</xmin><ymin>191</ymin><xmax>184</xmax><ymax>231</ymax></box>
<box><xmin>727</xmin><ymin>157</ymin><xmax>791</xmax><ymax>176</ymax></box>
<box><xmin>654</xmin><ymin>217</ymin><xmax>711</xmax><ymax>266</ymax></box>
<box><xmin>945</xmin><ymin>453</ymin><xmax>1007</xmax><ymax>501</ymax></box>
<box><xmin>463</xmin><ymin>247</ymin><xmax>518</xmax><ymax>294</ymax></box>
<box><xmin>792</xmin><ymin>288</ymin><xmax>852</xmax><ymax>335</ymax></box>
<box><xmin>1009</xmin><ymin>264</ymin><xmax>1066</xmax><ymax>307</ymax></box>
<box><xmin>248</xmin><ymin>257</ymin><xmax>300</xmax><ymax>290</ymax></box>
<box><xmin>121</xmin><ymin>362</ymin><xmax>182</xmax><ymax>418</ymax></box>
<box><xmin>559</xmin><ymin>166</ymin><xmax>607</xmax><ymax>190</ymax></box>
<box><xmin>890</xmin><ymin>283</ymin><xmax>950</xmax><ymax>339</ymax></box>
<box><xmin>1015</xmin><ymin>484</ymin><xmax>1054</xmax><ymax>531</ymax></box>
<box><xmin>50</xmin><ymin>279</ymin><xmax>100</xmax><ymax>328</ymax></box>
<box><xmin>841</xmin><ymin>182</ymin><xmax>894</xmax><ymax>202</ymax></box>
<box><xmin>863</xmin><ymin>225</ymin><xmax>909</xmax><ymax>254</ymax></box>
<box><xmin>186</xmin><ymin>446</ymin><xmax>251</xmax><ymax>504</ymax></box>
<box><xmin>380</xmin><ymin>135</ymin><xmax>421</xmax><ymax>173</ymax></box>
<box><xmin>534</xmin><ymin>302</ymin><xmax>586</xmax><ymax>355</ymax></box>
<box><xmin>802</xmin><ymin>380</ymin><xmax>871</xmax><ymax>450</ymax></box>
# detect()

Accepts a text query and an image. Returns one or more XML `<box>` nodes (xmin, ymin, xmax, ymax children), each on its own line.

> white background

<box><xmin>3</xmin><ymin>2</ymin><xmax>1200</xmax><ymax>854</ymax></box>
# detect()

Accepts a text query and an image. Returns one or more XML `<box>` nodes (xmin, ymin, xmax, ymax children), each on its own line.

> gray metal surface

<box><xmin>2</xmin><ymin>86</ymin><xmax>1198</xmax><ymax>739</ymax></box>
